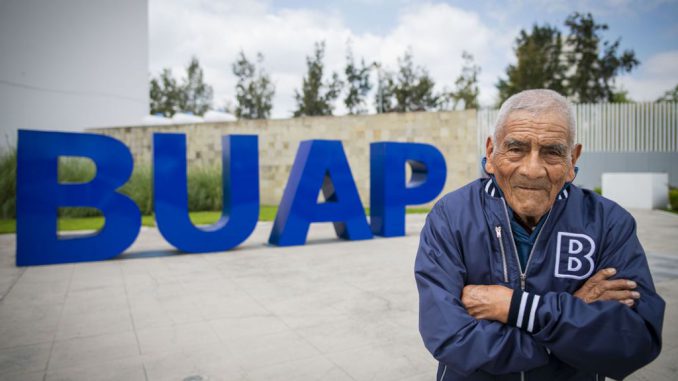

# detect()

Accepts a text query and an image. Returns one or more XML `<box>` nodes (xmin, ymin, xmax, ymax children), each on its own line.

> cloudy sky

<box><xmin>149</xmin><ymin>0</ymin><xmax>678</xmax><ymax>118</ymax></box>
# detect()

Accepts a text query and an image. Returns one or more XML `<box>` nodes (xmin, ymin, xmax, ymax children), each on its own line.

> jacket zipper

<box><xmin>497</xmin><ymin>198</ymin><xmax>554</xmax><ymax>381</ymax></box>
<box><xmin>495</xmin><ymin>226</ymin><xmax>509</xmax><ymax>283</ymax></box>
<box><xmin>499</xmin><ymin>199</ymin><xmax>552</xmax><ymax>291</ymax></box>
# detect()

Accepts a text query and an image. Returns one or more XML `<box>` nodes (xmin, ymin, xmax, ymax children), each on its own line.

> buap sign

<box><xmin>16</xmin><ymin>130</ymin><xmax>447</xmax><ymax>266</ymax></box>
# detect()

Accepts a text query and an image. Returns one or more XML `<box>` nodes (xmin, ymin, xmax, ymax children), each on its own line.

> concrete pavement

<box><xmin>0</xmin><ymin>209</ymin><xmax>676</xmax><ymax>380</ymax></box>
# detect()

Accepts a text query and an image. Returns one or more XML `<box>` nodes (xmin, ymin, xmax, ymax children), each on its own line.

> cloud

<box><xmin>618</xmin><ymin>50</ymin><xmax>678</xmax><ymax>101</ymax></box>
<box><xmin>149</xmin><ymin>0</ymin><xmax>511</xmax><ymax>117</ymax></box>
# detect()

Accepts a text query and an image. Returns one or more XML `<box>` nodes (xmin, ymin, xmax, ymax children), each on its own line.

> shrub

<box><xmin>58</xmin><ymin>157</ymin><xmax>100</xmax><ymax>217</ymax></box>
<box><xmin>0</xmin><ymin>149</ymin><xmax>16</xmax><ymax>219</ymax></box>
<box><xmin>186</xmin><ymin>166</ymin><xmax>223</xmax><ymax>211</ymax></box>
<box><xmin>670</xmin><ymin>187</ymin><xmax>678</xmax><ymax>211</ymax></box>
<box><xmin>119</xmin><ymin>166</ymin><xmax>153</xmax><ymax>215</ymax></box>
<box><xmin>0</xmin><ymin>147</ymin><xmax>224</xmax><ymax>218</ymax></box>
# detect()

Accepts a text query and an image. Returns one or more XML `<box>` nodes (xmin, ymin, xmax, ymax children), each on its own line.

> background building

<box><xmin>0</xmin><ymin>0</ymin><xmax>149</xmax><ymax>150</ymax></box>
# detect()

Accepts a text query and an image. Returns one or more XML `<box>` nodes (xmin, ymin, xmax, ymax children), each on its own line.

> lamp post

<box><xmin>372</xmin><ymin>62</ymin><xmax>383</xmax><ymax>114</ymax></box>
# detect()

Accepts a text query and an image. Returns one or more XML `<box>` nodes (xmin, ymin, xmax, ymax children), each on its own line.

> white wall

<box><xmin>602</xmin><ymin>173</ymin><xmax>670</xmax><ymax>209</ymax></box>
<box><xmin>0</xmin><ymin>0</ymin><xmax>148</xmax><ymax>150</ymax></box>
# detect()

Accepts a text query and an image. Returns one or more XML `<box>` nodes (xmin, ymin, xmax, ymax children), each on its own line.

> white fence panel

<box><xmin>477</xmin><ymin>102</ymin><xmax>678</xmax><ymax>154</ymax></box>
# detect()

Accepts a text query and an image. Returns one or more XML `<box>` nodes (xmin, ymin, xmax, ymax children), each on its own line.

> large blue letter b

<box><xmin>16</xmin><ymin>130</ymin><xmax>141</xmax><ymax>266</ymax></box>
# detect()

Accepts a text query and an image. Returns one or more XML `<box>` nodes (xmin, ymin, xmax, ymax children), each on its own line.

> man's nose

<box><xmin>519</xmin><ymin>149</ymin><xmax>547</xmax><ymax>179</ymax></box>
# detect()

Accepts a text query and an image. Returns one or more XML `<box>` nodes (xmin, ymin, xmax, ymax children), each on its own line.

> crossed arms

<box><xmin>415</xmin><ymin>204</ymin><xmax>665</xmax><ymax>379</ymax></box>
<box><xmin>461</xmin><ymin>267</ymin><xmax>639</xmax><ymax>324</ymax></box>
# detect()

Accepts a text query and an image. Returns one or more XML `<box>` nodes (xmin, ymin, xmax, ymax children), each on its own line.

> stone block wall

<box><xmin>91</xmin><ymin>110</ymin><xmax>479</xmax><ymax>207</ymax></box>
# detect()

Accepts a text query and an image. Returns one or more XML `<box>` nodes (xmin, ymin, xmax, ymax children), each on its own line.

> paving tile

<box><xmin>142</xmin><ymin>351</ymin><xmax>198</xmax><ymax>381</ymax></box>
<box><xmin>68</xmin><ymin>264</ymin><xmax>124</xmax><ymax>292</ymax></box>
<box><xmin>45</xmin><ymin>357</ymin><xmax>146</xmax><ymax>381</ymax></box>
<box><xmin>48</xmin><ymin>331</ymin><xmax>139</xmax><ymax>371</ymax></box>
<box><xmin>208</xmin><ymin>314</ymin><xmax>291</xmax><ymax>342</ymax></box>
<box><xmin>136</xmin><ymin>321</ymin><xmax>220</xmax><ymax>355</ymax></box>
<box><xmin>141</xmin><ymin>343</ymin><xmax>245</xmax><ymax>381</ymax></box>
<box><xmin>61</xmin><ymin>285</ymin><xmax>129</xmax><ymax>314</ymax></box>
<box><xmin>222</xmin><ymin>330</ymin><xmax>322</xmax><ymax>372</ymax></box>
<box><xmin>294</xmin><ymin>316</ymin><xmax>411</xmax><ymax>354</ymax></box>
<box><xmin>185</xmin><ymin>343</ymin><xmax>248</xmax><ymax>381</ymax></box>
<box><xmin>0</xmin><ymin>268</ymin><xmax>24</xmax><ymax>300</ymax></box>
<box><xmin>326</xmin><ymin>342</ymin><xmax>435</xmax><ymax>381</ymax></box>
<box><xmin>55</xmin><ymin>305</ymin><xmax>134</xmax><ymax>341</ymax></box>
<box><xmin>194</xmin><ymin>291</ymin><xmax>270</xmax><ymax>320</ymax></box>
<box><xmin>244</xmin><ymin>355</ymin><xmax>353</xmax><ymax>381</ymax></box>
<box><xmin>395</xmin><ymin>372</ymin><xmax>435</xmax><ymax>381</ymax></box>
<box><xmin>0</xmin><ymin>305</ymin><xmax>61</xmax><ymax>349</ymax></box>
<box><xmin>628</xmin><ymin>346</ymin><xmax>678</xmax><ymax>381</ymax></box>
<box><xmin>1</xmin><ymin>280</ymin><xmax>70</xmax><ymax>308</ymax></box>
<box><xmin>19</xmin><ymin>264</ymin><xmax>73</xmax><ymax>283</ymax></box>
<box><xmin>0</xmin><ymin>370</ymin><xmax>45</xmax><ymax>381</ymax></box>
<box><xmin>0</xmin><ymin>342</ymin><xmax>52</xmax><ymax>374</ymax></box>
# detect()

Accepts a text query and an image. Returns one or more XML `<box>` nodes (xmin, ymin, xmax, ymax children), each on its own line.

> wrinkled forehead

<box><xmin>497</xmin><ymin>109</ymin><xmax>571</xmax><ymax>143</ymax></box>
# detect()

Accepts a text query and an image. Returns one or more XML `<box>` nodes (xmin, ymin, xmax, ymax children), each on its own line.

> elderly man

<box><xmin>415</xmin><ymin>89</ymin><xmax>665</xmax><ymax>381</ymax></box>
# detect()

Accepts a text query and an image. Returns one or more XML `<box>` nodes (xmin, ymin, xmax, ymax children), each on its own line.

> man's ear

<box><xmin>485</xmin><ymin>137</ymin><xmax>495</xmax><ymax>174</ymax></box>
<box><xmin>567</xmin><ymin>144</ymin><xmax>583</xmax><ymax>182</ymax></box>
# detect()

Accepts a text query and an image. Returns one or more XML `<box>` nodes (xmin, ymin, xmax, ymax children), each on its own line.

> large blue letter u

<box><xmin>153</xmin><ymin>134</ymin><xmax>259</xmax><ymax>252</ymax></box>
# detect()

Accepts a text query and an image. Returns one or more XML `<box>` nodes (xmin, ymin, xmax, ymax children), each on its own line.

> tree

<box><xmin>180</xmin><ymin>57</ymin><xmax>213</xmax><ymax>116</ymax></box>
<box><xmin>656</xmin><ymin>84</ymin><xmax>678</xmax><ymax>102</ymax></box>
<box><xmin>149</xmin><ymin>68</ymin><xmax>183</xmax><ymax>117</ymax></box>
<box><xmin>611</xmin><ymin>88</ymin><xmax>633</xmax><ymax>103</ymax></box>
<box><xmin>232</xmin><ymin>51</ymin><xmax>275</xmax><ymax>119</ymax></box>
<box><xmin>343</xmin><ymin>43</ymin><xmax>372</xmax><ymax>114</ymax></box>
<box><xmin>148</xmin><ymin>57</ymin><xmax>213</xmax><ymax>117</ymax></box>
<box><xmin>564</xmin><ymin>12</ymin><xmax>639</xmax><ymax>103</ymax></box>
<box><xmin>496</xmin><ymin>24</ymin><xmax>566</xmax><ymax>104</ymax></box>
<box><xmin>446</xmin><ymin>51</ymin><xmax>481</xmax><ymax>110</ymax></box>
<box><xmin>293</xmin><ymin>41</ymin><xmax>343</xmax><ymax>117</ymax></box>
<box><xmin>379</xmin><ymin>51</ymin><xmax>439</xmax><ymax>112</ymax></box>
<box><xmin>496</xmin><ymin>13</ymin><xmax>638</xmax><ymax>104</ymax></box>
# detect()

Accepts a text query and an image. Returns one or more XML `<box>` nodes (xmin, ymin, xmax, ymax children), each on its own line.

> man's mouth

<box><xmin>515</xmin><ymin>186</ymin><xmax>547</xmax><ymax>192</ymax></box>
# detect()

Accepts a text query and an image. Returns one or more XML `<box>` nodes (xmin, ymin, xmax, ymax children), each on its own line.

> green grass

<box><xmin>0</xmin><ymin>206</ymin><xmax>430</xmax><ymax>234</ymax></box>
<box><xmin>0</xmin><ymin>219</ymin><xmax>15</xmax><ymax>234</ymax></box>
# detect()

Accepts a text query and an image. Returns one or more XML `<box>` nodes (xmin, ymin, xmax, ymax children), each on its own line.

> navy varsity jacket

<box><xmin>415</xmin><ymin>178</ymin><xmax>665</xmax><ymax>381</ymax></box>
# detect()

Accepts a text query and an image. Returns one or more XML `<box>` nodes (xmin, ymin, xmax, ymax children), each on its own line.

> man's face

<box><xmin>485</xmin><ymin>110</ymin><xmax>582</xmax><ymax>226</ymax></box>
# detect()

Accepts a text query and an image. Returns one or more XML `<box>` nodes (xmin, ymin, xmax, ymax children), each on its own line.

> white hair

<box><xmin>493</xmin><ymin>89</ymin><xmax>576</xmax><ymax>148</ymax></box>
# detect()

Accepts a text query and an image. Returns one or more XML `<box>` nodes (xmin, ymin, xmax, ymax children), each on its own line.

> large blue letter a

<box><xmin>269</xmin><ymin>140</ymin><xmax>372</xmax><ymax>246</ymax></box>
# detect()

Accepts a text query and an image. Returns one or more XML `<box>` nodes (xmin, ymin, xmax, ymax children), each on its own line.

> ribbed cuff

<box><xmin>507</xmin><ymin>289</ymin><xmax>543</xmax><ymax>333</ymax></box>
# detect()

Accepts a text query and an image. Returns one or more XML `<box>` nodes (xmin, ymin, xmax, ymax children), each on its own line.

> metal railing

<box><xmin>477</xmin><ymin>102</ymin><xmax>678</xmax><ymax>154</ymax></box>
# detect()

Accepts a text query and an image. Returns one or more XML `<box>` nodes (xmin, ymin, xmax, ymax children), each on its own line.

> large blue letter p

<box><xmin>370</xmin><ymin>142</ymin><xmax>446</xmax><ymax>237</ymax></box>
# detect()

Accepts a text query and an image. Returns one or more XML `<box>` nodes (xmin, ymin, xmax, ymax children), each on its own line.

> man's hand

<box><xmin>461</xmin><ymin>285</ymin><xmax>513</xmax><ymax>323</ymax></box>
<box><xmin>574</xmin><ymin>268</ymin><xmax>640</xmax><ymax>307</ymax></box>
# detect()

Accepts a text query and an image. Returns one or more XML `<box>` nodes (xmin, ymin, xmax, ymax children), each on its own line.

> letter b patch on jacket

<box><xmin>554</xmin><ymin>232</ymin><xmax>596</xmax><ymax>279</ymax></box>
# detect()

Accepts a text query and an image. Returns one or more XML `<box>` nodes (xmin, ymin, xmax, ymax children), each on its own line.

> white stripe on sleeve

<box><xmin>527</xmin><ymin>294</ymin><xmax>540</xmax><ymax>332</ymax></box>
